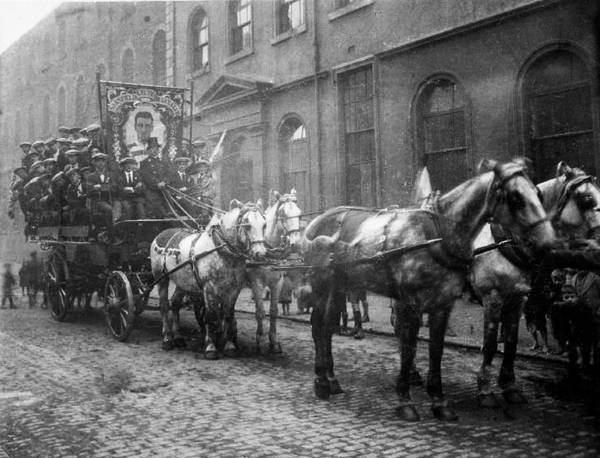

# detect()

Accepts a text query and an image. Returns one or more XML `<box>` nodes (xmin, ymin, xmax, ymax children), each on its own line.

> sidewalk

<box><xmin>234</xmin><ymin>289</ymin><xmax>567</xmax><ymax>364</ymax></box>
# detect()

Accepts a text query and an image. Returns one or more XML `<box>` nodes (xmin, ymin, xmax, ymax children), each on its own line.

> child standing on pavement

<box><xmin>278</xmin><ymin>272</ymin><xmax>293</xmax><ymax>316</ymax></box>
<box><xmin>1</xmin><ymin>263</ymin><xmax>17</xmax><ymax>309</ymax></box>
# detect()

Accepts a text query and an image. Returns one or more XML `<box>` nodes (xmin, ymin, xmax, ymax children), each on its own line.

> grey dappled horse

<box><xmin>303</xmin><ymin>159</ymin><xmax>557</xmax><ymax>422</ymax></box>
<box><xmin>471</xmin><ymin>162</ymin><xmax>600</xmax><ymax>407</ymax></box>
<box><xmin>246</xmin><ymin>189</ymin><xmax>302</xmax><ymax>353</ymax></box>
<box><xmin>150</xmin><ymin>200</ymin><xmax>267</xmax><ymax>359</ymax></box>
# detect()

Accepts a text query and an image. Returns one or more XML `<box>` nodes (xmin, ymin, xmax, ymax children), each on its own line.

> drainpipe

<box><xmin>313</xmin><ymin>0</ymin><xmax>323</xmax><ymax>211</ymax></box>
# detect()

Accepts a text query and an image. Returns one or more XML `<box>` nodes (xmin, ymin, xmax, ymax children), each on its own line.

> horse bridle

<box><xmin>276</xmin><ymin>199</ymin><xmax>302</xmax><ymax>240</ymax></box>
<box><xmin>485</xmin><ymin>165</ymin><xmax>549</xmax><ymax>235</ymax></box>
<box><xmin>552</xmin><ymin>174</ymin><xmax>599</xmax><ymax>228</ymax></box>
<box><xmin>234</xmin><ymin>205</ymin><xmax>266</xmax><ymax>251</ymax></box>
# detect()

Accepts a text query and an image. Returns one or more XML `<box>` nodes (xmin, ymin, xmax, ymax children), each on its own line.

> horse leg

<box><xmin>428</xmin><ymin>306</ymin><xmax>458</xmax><ymax>421</ymax></box>
<box><xmin>203</xmin><ymin>286</ymin><xmax>221</xmax><ymax>360</ymax></box>
<box><xmin>324</xmin><ymin>288</ymin><xmax>345</xmax><ymax>395</ymax></box>
<box><xmin>499</xmin><ymin>294</ymin><xmax>527</xmax><ymax>404</ymax></box>
<box><xmin>159</xmin><ymin>280</ymin><xmax>173</xmax><ymax>351</ymax></box>
<box><xmin>268</xmin><ymin>278</ymin><xmax>282</xmax><ymax>354</ymax></box>
<box><xmin>395</xmin><ymin>300</ymin><xmax>421</xmax><ymax>421</ymax></box>
<box><xmin>170</xmin><ymin>288</ymin><xmax>187</xmax><ymax>349</ymax></box>
<box><xmin>222</xmin><ymin>302</ymin><xmax>237</xmax><ymax>358</ymax></box>
<box><xmin>311</xmin><ymin>285</ymin><xmax>333</xmax><ymax>400</ymax></box>
<box><xmin>192</xmin><ymin>292</ymin><xmax>207</xmax><ymax>352</ymax></box>
<box><xmin>250</xmin><ymin>278</ymin><xmax>266</xmax><ymax>353</ymax></box>
<box><xmin>477</xmin><ymin>292</ymin><xmax>502</xmax><ymax>408</ymax></box>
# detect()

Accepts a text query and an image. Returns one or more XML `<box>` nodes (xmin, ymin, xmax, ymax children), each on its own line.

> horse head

<box><xmin>275</xmin><ymin>189</ymin><xmax>303</xmax><ymax>251</ymax></box>
<box><xmin>538</xmin><ymin>161</ymin><xmax>600</xmax><ymax>240</ymax></box>
<box><xmin>223</xmin><ymin>199</ymin><xmax>267</xmax><ymax>259</ymax></box>
<box><xmin>477</xmin><ymin>158</ymin><xmax>556</xmax><ymax>250</ymax></box>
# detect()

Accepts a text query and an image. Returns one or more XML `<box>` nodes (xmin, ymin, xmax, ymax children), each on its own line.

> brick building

<box><xmin>0</xmin><ymin>1</ymin><xmax>166</xmax><ymax>257</ymax></box>
<box><xmin>166</xmin><ymin>0</ymin><xmax>599</xmax><ymax>212</ymax></box>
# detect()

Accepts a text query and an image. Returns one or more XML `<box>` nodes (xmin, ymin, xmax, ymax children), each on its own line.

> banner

<box><xmin>100</xmin><ymin>81</ymin><xmax>187</xmax><ymax>164</ymax></box>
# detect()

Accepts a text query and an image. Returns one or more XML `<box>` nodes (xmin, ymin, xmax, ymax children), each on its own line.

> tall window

<box><xmin>523</xmin><ymin>50</ymin><xmax>595</xmax><ymax>180</ymax></box>
<box><xmin>152</xmin><ymin>30</ymin><xmax>167</xmax><ymax>85</ymax></box>
<box><xmin>279</xmin><ymin>117</ymin><xmax>309</xmax><ymax>206</ymax></box>
<box><xmin>416</xmin><ymin>77</ymin><xmax>468</xmax><ymax>193</ymax></box>
<box><xmin>221</xmin><ymin>136</ymin><xmax>253</xmax><ymax>205</ymax></box>
<box><xmin>122</xmin><ymin>48</ymin><xmax>134</xmax><ymax>81</ymax></box>
<box><xmin>229</xmin><ymin>0</ymin><xmax>252</xmax><ymax>55</ymax></box>
<box><xmin>28</xmin><ymin>105</ymin><xmax>35</xmax><ymax>139</ymax></box>
<box><xmin>57</xmin><ymin>86</ymin><xmax>66</xmax><ymax>126</ymax></box>
<box><xmin>190</xmin><ymin>9</ymin><xmax>209</xmax><ymax>71</ymax></box>
<box><xmin>277</xmin><ymin>0</ymin><xmax>304</xmax><ymax>35</ymax></box>
<box><xmin>75</xmin><ymin>75</ymin><xmax>86</xmax><ymax>121</ymax></box>
<box><xmin>43</xmin><ymin>94</ymin><xmax>50</xmax><ymax>135</ymax></box>
<box><xmin>340</xmin><ymin>66</ymin><xmax>376</xmax><ymax>206</ymax></box>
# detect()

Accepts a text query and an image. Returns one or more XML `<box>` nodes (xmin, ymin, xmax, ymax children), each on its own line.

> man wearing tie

<box><xmin>86</xmin><ymin>152</ymin><xmax>117</xmax><ymax>226</ymax></box>
<box><xmin>114</xmin><ymin>156</ymin><xmax>146</xmax><ymax>221</ymax></box>
<box><xmin>169</xmin><ymin>156</ymin><xmax>192</xmax><ymax>216</ymax></box>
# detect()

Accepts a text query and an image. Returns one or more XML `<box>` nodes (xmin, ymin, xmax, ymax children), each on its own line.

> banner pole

<box><xmin>96</xmin><ymin>72</ymin><xmax>107</xmax><ymax>155</ymax></box>
<box><xmin>189</xmin><ymin>80</ymin><xmax>194</xmax><ymax>159</ymax></box>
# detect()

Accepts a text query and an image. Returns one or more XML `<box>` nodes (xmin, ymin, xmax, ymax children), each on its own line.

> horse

<box><xmin>150</xmin><ymin>200</ymin><xmax>267</xmax><ymax>359</ymax></box>
<box><xmin>246</xmin><ymin>189</ymin><xmax>302</xmax><ymax>353</ymax></box>
<box><xmin>302</xmin><ymin>159</ymin><xmax>557</xmax><ymax>422</ymax></box>
<box><xmin>471</xmin><ymin>162</ymin><xmax>600</xmax><ymax>407</ymax></box>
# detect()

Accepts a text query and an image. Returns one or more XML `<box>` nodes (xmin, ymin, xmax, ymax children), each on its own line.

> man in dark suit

<box><xmin>63</xmin><ymin>168</ymin><xmax>88</xmax><ymax>225</ymax></box>
<box><xmin>139</xmin><ymin>137</ymin><xmax>172</xmax><ymax>218</ymax></box>
<box><xmin>114</xmin><ymin>156</ymin><xmax>146</xmax><ymax>221</ymax></box>
<box><xmin>168</xmin><ymin>156</ymin><xmax>193</xmax><ymax>216</ymax></box>
<box><xmin>86</xmin><ymin>152</ymin><xmax>117</xmax><ymax>226</ymax></box>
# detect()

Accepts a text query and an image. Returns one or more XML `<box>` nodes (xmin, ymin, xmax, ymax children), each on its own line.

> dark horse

<box><xmin>303</xmin><ymin>160</ymin><xmax>557</xmax><ymax>421</ymax></box>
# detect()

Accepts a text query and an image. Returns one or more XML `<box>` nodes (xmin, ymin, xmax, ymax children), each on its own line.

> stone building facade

<box><xmin>0</xmin><ymin>2</ymin><xmax>166</xmax><ymax>257</ymax></box>
<box><xmin>166</xmin><ymin>0</ymin><xmax>599</xmax><ymax>212</ymax></box>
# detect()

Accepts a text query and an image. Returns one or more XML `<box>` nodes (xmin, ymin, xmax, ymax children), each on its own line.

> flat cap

<box><xmin>69</xmin><ymin>127</ymin><xmax>82</xmax><ymax>133</ymax></box>
<box><xmin>42</xmin><ymin>157</ymin><xmax>57</xmax><ymax>164</ymax></box>
<box><xmin>65</xmin><ymin>167</ymin><xmax>81</xmax><ymax>177</ymax></box>
<box><xmin>192</xmin><ymin>139</ymin><xmax>206</xmax><ymax>147</ymax></box>
<box><xmin>19</xmin><ymin>142</ymin><xmax>32</xmax><ymax>147</ymax></box>
<box><xmin>51</xmin><ymin>171</ymin><xmax>66</xmax><ymax>183</ymax></box>
<box><xmin>174</xmin><ymin>156</ymin><xmax>191</xmax><ymax>164</ymax></box>
<box><xmin>57</xmin><ymin>125</ymin><xmax>69</xmax><ymax>132</ymax></box>
<box><xmin>25</xmin><ymin>151</ymin><xmax>41</xmax><ymax>160</ymax></box>
<box><xmin>56</xmin><ymin>138</ymin><xmax>71</xmax><ymax>144</ymax></box>
<box><xmin>72</xmin><ymin>137</ymin><xmax>89</xmax><ymax>147</ymax></box>
<box><xmin>65</xmin><ymin>149</ymin><xmax>81</xmax><ymax>156</ymax></box>
<box><xmin>119</xmin><ymin>156</ymin><xmax>137</xmax><ymax>166</ymax></box>
<box><xmin>91</xmin><ymin>152</ymin><xmax>108</xmax><ymax>161</ymax></box>
<box><xmin>79</xmin><ymin>166</ymin><xmax>92</xmax><ymax>174</ymax></box>
<box><xmin>43</xmin><ymin>137</ymin><xmax>56</xmax><ymax>145</ymax></box>
<box><xmin>29</xmin><ymin>160</ymin><xmax>45</xmax><ymax>171</ymax></box>
<box><xmin>86</xmin><ymin>123</ymin><xmax>101</xmax><ymax>132</ymax></box>
<box><xmin>13</xmin><ymin>166</ymin><xmax>27</xmax><ymax>174</ymax></box>
<box><xmin>32</xmin><ymin>140</ymin><xmax>45</xmax><ymax>148</ymax></box>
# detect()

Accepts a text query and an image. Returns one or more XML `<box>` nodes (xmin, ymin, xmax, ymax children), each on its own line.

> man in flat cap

<box><xmin>191</xmin><ymin>138</ymin><xmax>208</xmax><ymax>163</ymax></box>
<box><xmin>86</xmin><ymin>123</ymin><xmax>102</xmax><ymax>151</ymax></box>
<box><xmin>63</xmin><ymin>149</ymin><xmax>82</xmax><ymax>172</ymax></box>
<box><xmin>73</xmin><ymin>137</ymin><xmax>91</xmax><ymax>167</ymax></box>
<box><xmin>86</xmin><ymin>151</ymin><xmax>117</xmax><ymax>226</ymax></box>
<box><xmin>70</xmin><ymin>127</ymin><xmax>83</xmax><ymax>141</ymax></box>
<box><xmin>56</xmin><ymin>138</ymin><xmax>71</xmax><ymax>171</ymax></box>
<box><xmin>42</xmin><ymin>157</ymin><xmax>57</xmax><ymax>176</ymax></box>
<box><xmin>43</xmin><ymin>138</ymin><xmax>57</xmax><ymax>159</ymax></box>
<box><xmin>63</xmin><ymin>167</ymin><xmax>88</xmax><ymax>225</ymax></box>
<box><xmin>114</xmin><ymin>156</ymin><xmax>146</xmax><ymax>221</ymax></box>
<box><xmin>169</xmin><ymin>156</ymin><xmax>193</xmax><ymax>216</ymax></box>
<box><xmin>57</xmin><ymin>126</ymin><xmax>70</xmax><ymax>139</ymax></box>
<box><xmin>23</xmin><ymin>150</ymin><xmax>41</xmax><ymax>171</ymax></box>
<box><xmin>31</xmin><ymin>140</ymin><xmax>46</xmax><ymax>160</ymax></box>
<box><xmin>139</xmin><ymin>137</ymin><xmax>172</xmax><ymax>218</ymax></box>
<box><xmin>19</xmin><ymin>141</ymin><xmax>32</xmax><ymax>156</ymax></box>
<box><xmin>186</xmin><ymin>159</ymin><xmax>215</xmax><ymax>221</ymax></box>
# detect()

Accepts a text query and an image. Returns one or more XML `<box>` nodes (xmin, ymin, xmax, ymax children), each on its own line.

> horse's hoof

<box><xmin>223</xmin><ymin>342</ymin><xmax>237</xmax><ymax>358</ymax></box>
<box><xmin>502</xmin><ymin>389</ymin><xmax>527</xmax><ymax>405</ymax></box>
<box><xmin>431</xmin><ymin>405</ymin><xmax>458</xmax><ymax>421</ymax></box>
<box><xmin>328</xmin><ymin>378</ymin><xmax>344</xmax><ymax>395</ymax></box>
<box><xmin>269</xmin><ymin>342</ymin><xmax>283</xmax><ymax>354</ymax></box>
<box><xmin>162</xmin><ymin>340</ymin><xmax>174</xmax><ymax>351</ymax></box>
<box><xmin>314</xmin><ymin>378</ymin><xmax>330</xmax><ymax>400</ymax></box>
<box><xmin>395</xmin><ymin>405</ymin><xmax>420</xmax><ymax>422</ymax></box>
<box><xmin>478</xmin><ymin>392</ymin><xmax>501</xmax><ymax>409</ymax></box>
<box><xmin>173</xmin><ymin>337</ymin><xmax>187</xmax><ymax>349</ymax></box>
<box><xmin>408</xmin><ymin>370</ymin><xmax>424</xmax><ymax>386</ymax></box>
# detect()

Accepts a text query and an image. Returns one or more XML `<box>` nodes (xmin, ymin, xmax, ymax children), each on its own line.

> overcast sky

<box><xmin>0</xmin><ymin>1</ymin><xmax>63</xmax><ymax>52</ymax></box>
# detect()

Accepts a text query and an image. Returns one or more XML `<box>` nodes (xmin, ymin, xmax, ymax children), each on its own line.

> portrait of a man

<box><xmin>124</xmin><ymin>104</ymin><xmax>167</xmax><ymax>155</ymax></box>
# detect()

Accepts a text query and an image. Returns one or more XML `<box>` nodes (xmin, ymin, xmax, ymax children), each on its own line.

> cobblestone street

<box><xmin>1</xmin><ymin>298</ymin><xmax>599</xmax><ymax>457</ymax></box>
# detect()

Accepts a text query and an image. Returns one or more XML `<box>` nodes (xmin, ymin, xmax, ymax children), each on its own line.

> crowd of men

<box><xmin>8</xmin><ymin>124</ymin><xmax>216</xmax><ymax>237</ymax></box>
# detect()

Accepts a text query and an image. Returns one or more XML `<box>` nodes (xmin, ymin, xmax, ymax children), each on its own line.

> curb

<box><xmin>235</xmin><ymin>309</ymin><xmax>567</xmax><ymax>366</ymax></box>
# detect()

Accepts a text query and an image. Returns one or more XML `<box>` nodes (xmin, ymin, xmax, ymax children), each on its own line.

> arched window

<box><xmin>75</xmin><ymin>75</ymin><xmax>86</xmax><ymax>121</ymax></box>
<box><xmin>43</xmin><ymin>94</ymin><xmax>50</xmax><ymax>135</ymax></box>
<box><xmin>279</xmin><ymin>116</ymin><xmax>309</xmax><ymax>206</ymax></box>
<box><xmin>221</xmin><ymin>136</ymin><xmax>253</xmax><ymax>205</ymax></box>
<box><xmin>190</xmin><ymin>9</ymin><xmax>209</xmax><ymax>71</ymax></box>
<box><xmin>122</xmin><ymin>48</ymin><xmax>134</xmax><ymax>81</ymax></box>
<box><xmin>416</xmin><ymin>77</ymin><xmax>468</xmax><ymax>193</ymax></box>
<box><xmin>15</xmin><ymin>111</ymin><xmax>21</xmax><ymax>144</ymax></box>
<box><xmin>57</xmin><ymin>86</ymin><xmax>66</xmax><ymax>126</ymax></box>
<box><xmin>523</xmin><ymin>49</ymin><xmax>595</xmax><ymax>179</ymax></box>
<box><xmin>28</xmin><ymin>104</ymin><xmax>35</xmax><ymax>139</ymax></box>
<box><xmin>229</xmin><ymin>0</ymin><xmax>252</xmax><ymax>55</ymax></box>
<box><xmin>152</xmin><ymin>30</ymin><xmax>167</xmax><ymax>85</ymax></box>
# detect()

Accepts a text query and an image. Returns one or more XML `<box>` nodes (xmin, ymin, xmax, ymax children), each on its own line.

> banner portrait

<box><xmin>100</xmin><ymin>81</ymin><xmax>187</xmax><ymax>164</ymax></box>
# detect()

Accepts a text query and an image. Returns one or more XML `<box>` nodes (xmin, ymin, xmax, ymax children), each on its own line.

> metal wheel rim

<box><xmin>104</xmin><ymin>272</ymin><xmax>134</xmax><ymax>341</ymax></box>
<box><xmin>47</xmin><ymin>254</ymin><xmax>69</xmax><ymax>321</ymax></box>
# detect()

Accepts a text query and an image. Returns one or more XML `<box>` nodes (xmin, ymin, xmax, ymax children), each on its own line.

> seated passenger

<box><xmin>139</xmin><ymin>137</ymin><xmax>172</xmax><ymax>218</ymax></box>
<box><xmin>22</xmin><ymin>150</ymin><xmax>41</xmax><ymax>170</ymax></box>
<box><xmin>42</xmin><ymin>157</ymin><xmax>57</xmax><ymax>176</ymax></box>
<box><xmin>63</xmin><ymin>149</ymin><xmax>82</xmax><ymax>172</ymax></box>
<box><xmin>38</xmin><ymin>174</ymin><xmax>59</xmax><ymax>226</ymax></box>
<box><xmin>49</xmin><ymin>172</ymin><xmax>68</xmax><ymax>225</ymax></box>
<box><xmin>114</xmin><ymin>156</ymin><xmax>146</xmax><ymax>221</ymax></box>
<box><xmin>86</xmin><ymin>152</ymin><xmax>117</xmax><ymax>227</ymax></box>
<box><xmin>62</xmin><ymin>168</ymin><xmax>88</xmax><ymax>225</ymax></box>
<box><xmin>169</xmin><ymin>156</ymin><xmax>192</xmax><ymax>216</ymax></box>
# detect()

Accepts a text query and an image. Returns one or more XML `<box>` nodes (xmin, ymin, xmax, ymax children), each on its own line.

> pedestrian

<box><xmin>1</xmin><ymin>263</ymin><xmax>17</xmax><ymax>309</ymax></box>
<box><xmin>278</xmin><ymin>272</ymin><xmax>293</xmax><ymax>316</ymax></box>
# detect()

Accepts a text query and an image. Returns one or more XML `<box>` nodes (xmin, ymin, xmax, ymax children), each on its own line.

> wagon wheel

<box><xmin>104</xmin><ymin>271</ymin><xmax>136</xmax><ymax>342</ymax></box>
<box><xmin>47</xmin><ymin>251</ymin><xmax>71</xmax><ymax>322</ymax></box>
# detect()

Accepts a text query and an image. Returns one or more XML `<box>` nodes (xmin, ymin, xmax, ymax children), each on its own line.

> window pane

<box><xmin>242</xmin><ymin>24</ymin><xmax>252</xmax><ymax>49</ymax></box>
<box><xmin>199</xmin><ymin>27</ymin><xmax>208</xmax><ymax>44</ymax></box>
